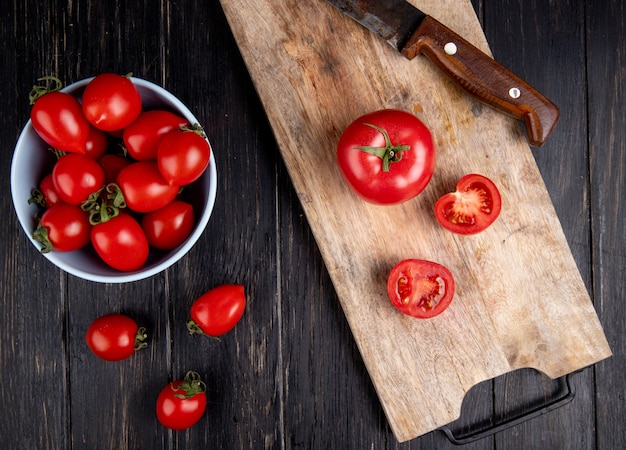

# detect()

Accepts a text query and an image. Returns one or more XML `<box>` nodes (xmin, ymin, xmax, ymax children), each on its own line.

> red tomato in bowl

<box><xmin>116</xmin><ymin>161</ymin><xmax>179</xmax><ymax>213</ymax></box>
<box><xmin>156</xmin><ymin>371</ymin><xmax>207</xmax><ymax>430</ymax></box>
<box><xmin>187</xmin><ymin>284</ymin><xmax>246</xmax><ymax>337</ymax></box>
<box><xmin>141</xmin><ymin>200</ymin><xmax>195</xmax><ymax>250</ymax></box>
<box><xmin>434</xmin><ymin>174</ymin><xmax>502</xmax><ymax>235</ymax></box>
<box><xmin>85</xmin><ymin>313</ymin><xmax>148</xmax><ymax>361</ymax></box>
<box><xmin>337</xmin><ymin>109</ymin><xmax>435</xmax><ymax>205</ymax></box>
<box><xmin>81</xmin><ymin>73</ymin><xmax>142</xmax><ymax>131</ymax></box>
<box><xmin>30</xmin><ymin>90</ymin><xmax>89</xmax><ymax>154</ymax></box>
<box><xmin>123</xmin><ymin>110</ymin><xmax>189</xmax><ymax>161</ymax></box>
<box><xmin>52</xmin><ymin>153</ymin><xmax>105</xmax><ymax>205</ymax></box>
<box><xmin>32</xmin><ymin>203</ymin><xmax>91</xmax><ymax>253</ymax></box>
<box><xmin>91</xmin><ymin>213</ymin><xmax>149</xmax><ymax>271</ymax></box>
<box><xmin>387</xmin><ymin>259</ymin><xmax>455</xmax><ymax>319</ymax></box>
<box><xmin>157</xmin><ymin>129</ymin><xmax>211</xmax><ymax>186</ymax></box>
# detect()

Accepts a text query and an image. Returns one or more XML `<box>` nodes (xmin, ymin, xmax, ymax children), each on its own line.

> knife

<box><xmin>326</xmin><ymin>0</ymin><xmax>559</xmax><ymax>146</ymax></box>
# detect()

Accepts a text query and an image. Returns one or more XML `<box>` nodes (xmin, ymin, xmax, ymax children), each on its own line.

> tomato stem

<box><xmin>357</xmin><ymin>123</ymin><xmax>410</xmax><ymax>172</ymax></box>
<box><xmin>32</xmin><ymin>221</ymin><xmax>53</xmax><ymax>253</ymax></box>
<box><xmin>180</xmin><ymin>123</ymin><xmax>207</xmax><ymax>139</ymax></box>
<box><xmin>172</xmin><ymin>371</ymin><xmax>207</xmax><ymax>399</ymax></box>
<box><xmin>134</xmin><ymin>327</ymin><xmax>148</xmax><ymax>351</ymax></box>
<box><xmin>29</xmin><ymin>76</ymin><xmax>63</xmax><ymax>105</ymax></box>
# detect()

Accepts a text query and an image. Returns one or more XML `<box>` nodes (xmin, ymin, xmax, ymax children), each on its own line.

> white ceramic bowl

<box><xmin>11</xmin><ymin>77</ymin><xmax>217</xmax><ymax>283</ymax></box>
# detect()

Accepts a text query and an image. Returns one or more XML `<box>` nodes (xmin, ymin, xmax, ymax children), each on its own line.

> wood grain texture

<box><xmin>218</xmin><ymin>0</ymin><xmax>611</xmax><ymax>441</ymax></box>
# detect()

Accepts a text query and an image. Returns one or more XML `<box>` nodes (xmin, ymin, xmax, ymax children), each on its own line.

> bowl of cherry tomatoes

<box><xmin>11</xmin><ymin>74</ymin><xmax>217</xmax><ymax>283</ymax></box>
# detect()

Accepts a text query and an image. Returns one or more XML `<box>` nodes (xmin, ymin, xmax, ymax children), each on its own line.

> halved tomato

<box><xmin>387</xmin><ymin>259</ymin><xmax>455</xmax><ymax>319</ymax></box>
<box><xmin>434</xmin><ymin>174</ymin><xmax>502</xmax><ymax>235</ymax></box>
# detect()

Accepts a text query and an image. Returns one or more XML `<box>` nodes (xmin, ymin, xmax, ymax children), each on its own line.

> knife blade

<box><xmin>326</xmin><ymin>0</ymin><xmax>559</xmax><ymax>146</ymax></box>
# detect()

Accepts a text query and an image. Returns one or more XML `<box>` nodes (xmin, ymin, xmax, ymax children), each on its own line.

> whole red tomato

<box><xmin>387</xmin><ymin>259</ymin><xmax>455</xmax><ymax>319</ymax></box>
<box><xmin>85</xmin><ymin>313</ymin><xmax>148</xmax><ymax>361</ymax></box>
<box><xmin>116</xmin><ymin>161</ymin><xmax>179</xmax><ymax>213</ymax></box>
<box><xmin>434</xmin><ymin>174</ymin><xmax>502</xmax><ymax>235</ymax></box>
<box><xmin>52</xmin><ymin>153</ymin><xmax>105</xmax><ymax>205</ymax></box>
<box><xmin>187</xmin><ymin>284</ymin><xmax>246</xmax><ymax>337</ymax></box>
<box><xmin>156</xmin><ymin>371</ymin><xmax>207</xmax><ymax>430</ymax></box>
<box><xmin>91</xmin><ymin>213</ymin><xmax>149</xmax><ymax>271</ymax></box>
<box><xmin>337</xmin><ymin>109</ymin><xmax>435</xmax><ymax>205</ymax></box>
<box><xmin>123</xmin><ymin>110</ymin><xmax>189</xmax><ymax>161</ymax></box>
<box><xmin>141</xmin><ymin>200</ymin><xmax>195</xmax><ymax>250</ymax></box>
<box><xmin>29</xmin><ymin>173</ymin><xmax>61</xmax><ymax>208</ymax></box>
<box><xmin>81</xmin><ymin>73</ymin><xmax>142</xmax><ymax>132</ymax></box>
<box><xmin>30</xmin><ymin>90</ymin><xmax>89</xmax><ymax>154</ymax></box>
<box><xmin>157</xmin><ymin>128</ymin><xmax>211</xmax><ymax>186</ymax></box>
<box><xmin>32</xmin><ymin>203</ymin><xmax>91</xmax><ymax>253</ymax></box>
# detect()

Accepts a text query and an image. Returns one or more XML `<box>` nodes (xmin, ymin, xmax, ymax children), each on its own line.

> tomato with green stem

<box><xmin>387</xmin><ymin>259</ymin><xmax>455</xmax><ymax>319</ymax></box>
<box><xmin>32</xmin><ymin>203</ymin><xmax>91</xmax><ymax>253</ymax></box>
<box><xmin>85</xmin><ymin>313</ymin><xmax>148</xmax><ymax>361</ymax></box>
<box><xmin>187</xmin><ymin>284</ymin><xmax>246</xmax><ymax>337</ymax></box>
<box><xmin>337</xmin><ymin>109</ymin><xmax>435</xmax><ymax>205</ymax></box>
<box><xmin>434</xmin><ymin>174</ymin><xmax>502</xmax><ymax>235</ymax></box>
<box><xmin>29</xmin><ymin>76</ymin><xmax>90</xmax><ymax>154</ymax></box>
<box><xmin>156</xmin><ymin>371</ymin><xmax>207</xmax><ymax>430</ymax></box>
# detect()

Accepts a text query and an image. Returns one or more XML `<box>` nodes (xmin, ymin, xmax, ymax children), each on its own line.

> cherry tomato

<box><xmin>337</xmin><ymin>109</ymin><xmax>435</xmax><ymax>205</ymax></box>
<box><xmin>434</xmin><ymin>174</ymin><xmax>502</xmax><ymax>235</ymax></box>
<box><xmin>84</xmin><ymin>126</ymin><xmax>109</xmax><ymax>160</ymax></box>
<box><xmin>82</xmin><ymin>73</ymin><xmax>142</xmax><ymax>132</ymax></box>
<box><xmin>387</xmin><ymin>259</ymin><xmax>455</xmax><ymax>319</ymax></box>
<box><xmin>29</xmin><ymin>173</ymin><xmax>61</xmax><ymax>208</ymax></box>
<box><xmin>98</xmin><ymin>154</ymin><xmax>132</xmax><ymax>184</ymax></box>
<box><xmin>32</xmin><ymin>203</ymin><xmax>91</xmax><ymax>253</ymax></box>
<box><xmin>187</xmin><ymin>284</ymin><xmax>246</xmax><ymax>337</ymax></box>
<box><xmin>156</xmin><ymin>371</ymin><xmax>207</xmax><ymax>430</ymax></box>
<box><xmin>91</xmin><ymin>213</ymin><xmax>149</xmax><ymax>271</ymax></box>
<box><xmin>157</xmin><ymin>128</ymin><xmax>211</xmax><ymax>186</ymax></box>
<box><xmin>116</xmin><ymin>161</ymin><xmax>179</xmax><ymax>213</ymax></box>
<box><xmin>123</xmin><ymin>110</ymin><xmax>189</xmax><ymax>161</ymax></box>
<box><xmin>85</xmin><ymin>313</ymin><xmax>148</xmax><ymax>361</ymax></box>
<box><xmin>30</xmin><ymin>91</ymin><xmax>89</xmax><ymax>154</ymax></box>
<box><xmin>52</xmin><ymin>153</ymin><xmax>105</xmax><ymax>205</ymax></box>
<box><xmin>141</xmin><ymin>200</ymin><xmax>195</xmax><ymax>250</ymax></box>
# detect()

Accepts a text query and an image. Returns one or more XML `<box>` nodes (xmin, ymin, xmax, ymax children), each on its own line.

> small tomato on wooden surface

<box><xmin>337</xmin><ymin>109</ymin><xmax>435</xmax><ymax>205</ymax></box>
<box><xmin>187</xmin><ymin>284</ymin><xmax>246</xmax><ymax>337</ymax></box>
<box><xmin>85</xmin><ymin>313</ymin><xmax>148</xmax><ymax>361</ymax></box>
<box><xmin>156</xmin><ymin>371</ymin><xmax>207</xmax><ymax>430</ymax></box>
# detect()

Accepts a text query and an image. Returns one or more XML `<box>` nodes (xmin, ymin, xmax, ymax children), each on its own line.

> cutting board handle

<box><xmin>438</xmin><ymin>370</ymin><xmax>580</xmax><ymax>444</ymax></box>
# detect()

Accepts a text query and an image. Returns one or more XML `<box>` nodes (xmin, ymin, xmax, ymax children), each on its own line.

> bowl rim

<box><xmin>10</xmin><ymin>76</ymin><xmax>218</xmax><ymax>283</ymax></box>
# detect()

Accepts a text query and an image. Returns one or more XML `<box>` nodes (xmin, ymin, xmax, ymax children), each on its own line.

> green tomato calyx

<box><xmin>357</xmin><ymin>123</ymin><xmax>410</xmax><ymax>172</ymax></box>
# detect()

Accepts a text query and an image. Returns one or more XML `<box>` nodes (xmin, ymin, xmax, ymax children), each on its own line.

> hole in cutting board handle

<box><xmin>438</xmin><ymin>370</ymin><xmax>581</xmax><ymax>445</ymax></box>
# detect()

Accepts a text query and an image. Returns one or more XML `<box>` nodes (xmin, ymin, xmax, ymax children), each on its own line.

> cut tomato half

<box><xmin>387</xmin><ymin>259</ymin><xmax>455</xmax><ymax>319</ymax></box>
<box><xmin>434</xmin><ymin>174</ymin><xmax>502</xmax><ymax>235</ymax></box>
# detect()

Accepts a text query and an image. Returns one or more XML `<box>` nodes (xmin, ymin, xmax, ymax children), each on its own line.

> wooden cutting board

<box><xmin>218</xmin><ymin>0</ymin><xmax>612</xmax><ymax>441</ymax></box>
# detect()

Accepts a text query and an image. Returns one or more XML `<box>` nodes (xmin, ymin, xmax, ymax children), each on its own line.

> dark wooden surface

<box><xmin>1</xmin><ymin>0</ymin><xmax>623</xmax><ymax>448</ymax></box>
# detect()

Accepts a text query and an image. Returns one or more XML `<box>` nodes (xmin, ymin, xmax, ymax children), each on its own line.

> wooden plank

<box><xmin>0</xmin><ymin>2</ymin><xmax>68</xmax><ymax>449</ymax></box>
<box><xmin>587</xmin><ymin>0</ymin><xmax>626</xmax><ymax>447</ymax></box>
<box><xmin>218</xmin><ymin>0</ymin><xmax>611</xmax><ymax>441</ymax></box>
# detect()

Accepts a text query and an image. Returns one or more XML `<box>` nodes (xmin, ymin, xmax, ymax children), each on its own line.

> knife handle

<box><xmin>401</xmin><ymin>16</ymin><xmax>559</xmax><ymax>146</ymax></box>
